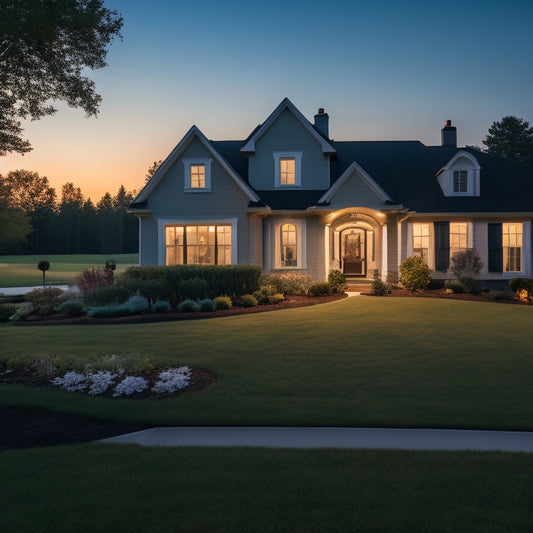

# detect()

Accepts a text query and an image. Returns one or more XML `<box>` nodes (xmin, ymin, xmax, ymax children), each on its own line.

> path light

<box><xmin>38</xmin><ymin>260</ymin><xmax>50</xmax><ymax>287</ymax></box>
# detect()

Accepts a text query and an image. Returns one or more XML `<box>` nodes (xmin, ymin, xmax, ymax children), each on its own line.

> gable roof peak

<box><xmin>240</xmin><ymin>98</ymin><xmax>336</xmax><ymax>154</ymax></box>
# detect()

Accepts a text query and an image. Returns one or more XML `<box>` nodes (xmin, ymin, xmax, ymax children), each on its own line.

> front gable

<box><xmin>435</xmin><ymin>150</ymin><xmax>481</xmax><ymax>197</ymax></box>
<box><xmin>318</xmin><ymin>161</ymin><xmax>400</xmax><ymax>210</ymax></box>
<box><xmin>242</xmin><ymin>98</ymin><xmax>335</xmax><ymax>191</ymax></box>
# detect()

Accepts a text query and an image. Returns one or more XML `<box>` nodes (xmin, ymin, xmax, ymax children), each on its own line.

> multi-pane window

<box><xmin>280</xmin><ymin>158</ymin><xmax>296</xmax><ymax>185</ymax></box>
<box><xmin>280</xmin><ymin>223</ymin><xmax>297</xmax><ymax>267</ymax></box>
<box><xmin>449</xmin><ymin>222</ymin><xmax>467</xmax><ymax>258</ymax></box>
<box><xmin>412</xmin><ymin>223</ymin><xmax>430</xmax><ymax>262</ymax></box>
<box><xmin>165</xmin><ymin>225</ymin><xmax>232</xmax><ymax>265</ymax></box>
<box><xmin>503</xmin><ymin>223</ymin><xmax>522</xmax><ymax>272</ymax></box>
<box><xmin>190</xmin><ymin>164</ymin><xmax>205</xmax><ymax>189</ymax></box>
<box><xmin>453</xmin><ymin>170</ymin><xmax>468</xmax><ymax>193</ymax></box>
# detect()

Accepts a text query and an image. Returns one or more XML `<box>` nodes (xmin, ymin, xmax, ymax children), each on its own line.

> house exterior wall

<box><xmin>139</xmin><ymin>137</ymin><xmax>254</xmax><ymax>266</ymax></box>
<box><xmin>248</xmin><ymin>109</ymin><xmax>330</xmax><ymax>190</ymax></box>
<box><xmin>326</xmin><ymin>171</ymin><xmax>388</xmax><ymax>210</ymax></box>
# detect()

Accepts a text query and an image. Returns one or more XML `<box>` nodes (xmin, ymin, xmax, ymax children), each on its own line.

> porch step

<box><xmin>345</xmin><ymin>280</ymin><xmax>374</xmax><ymax>293</ymax></box>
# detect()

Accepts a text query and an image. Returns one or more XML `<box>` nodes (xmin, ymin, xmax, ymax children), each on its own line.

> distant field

<box><xmin>0</xmin><ymin>254</ymin><xmax>139</xmax><ymax>288</ymax></box>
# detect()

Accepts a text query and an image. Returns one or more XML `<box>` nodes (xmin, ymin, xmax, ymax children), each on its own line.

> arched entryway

<box><xmin>341</xmin><ymin>227</ymin><xmax>366</xmax><ymax>275</ymax></box>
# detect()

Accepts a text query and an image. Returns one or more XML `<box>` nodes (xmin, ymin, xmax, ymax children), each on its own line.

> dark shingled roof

<box><xmin>207</xmin><ymin>139</ymin><xmax>533</xmax><ymax>213</ymax></box>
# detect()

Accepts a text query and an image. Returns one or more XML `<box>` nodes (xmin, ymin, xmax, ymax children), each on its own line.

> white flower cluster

<box><xmin>50</xmin><ymin>366</ymin><xmax>192</xmax><ymax>397</ymax></box>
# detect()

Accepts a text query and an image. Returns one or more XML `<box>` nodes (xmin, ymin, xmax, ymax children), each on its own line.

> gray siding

<box><xmin>328</xmin><ymin>171</ymin><xmax>388</xmax><ymax>209</ymax></box>
<box><xmin>248</xmin><ymin>109</ymin><xmax>330</xmax><ymax>190</ymax></box>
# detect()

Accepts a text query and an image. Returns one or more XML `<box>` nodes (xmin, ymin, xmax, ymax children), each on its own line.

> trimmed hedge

<box><xmin>121</xmin><ymin>265</ymin><xmax>261</xmax><ymax>304</ymax></box>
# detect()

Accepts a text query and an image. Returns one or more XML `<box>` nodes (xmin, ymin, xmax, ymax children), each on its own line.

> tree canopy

<box><xmin>482</xmin><ymin>116</ymin><xmax>533</xmax><ymax>165</ymax></box>
<box><xmin>0</xmin><ymin>0</ymin><xmax>123</xmax><ymax>154</ymax></box>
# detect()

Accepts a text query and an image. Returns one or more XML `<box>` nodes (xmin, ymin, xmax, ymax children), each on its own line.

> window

<box><xmin>280</xmin><ymin>223</ymin><xmax>297</xmax><ymax>267</ymax></box>
<box><xmin>280</xmin><ymin>158</ymin><xmax>295</xmax><ymax>185</ymax></box>
<box><xmin>449</xmin><ymin>222</ymin><xmax>467</xmax><ymax>257</ymax></box>
<box><xmin>412</xmin><ymin>223</ymin><xmax>430</xmax><ymax>262</ymax></box>
<box><xmin>190</xmin><ymin>164</ymin><xmax>205</xmax><ymax>189</ymax></box>
<box><xmin>453</xmin><ymin>171</ymin><xmax>468</xmax><ymax>193</ymax></box>
<box><xmin>503</xmin><ymin>223</ymin><xmax>522</xmax><ymax>272</ymax></box>
<box><xmin>273</xmin><ymin>152</ymin><xmax>302</xmax><ymax>187</ymax></box>
<box><xmin>183</xmin><ymin>158</ymin><xmax>211</xmax><ymax>191</ymax></box>
<box><xmin>165</xmin><ymin>224</ymin><xmax>231</xmax><ymax>265</ymax></box>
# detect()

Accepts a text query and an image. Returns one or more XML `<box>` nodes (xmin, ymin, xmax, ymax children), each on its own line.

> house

<box><xmin>128</xmin><ymin>98</ymin><xmax>533</xmax><ymax>286</ymax></box>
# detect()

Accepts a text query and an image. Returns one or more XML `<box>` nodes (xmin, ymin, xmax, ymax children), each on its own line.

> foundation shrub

<box><xmin>370</xmin><ymin>279</ymin><xmax>391</xmax><ymax>296</ymax></box>
<box><xmin>213</xmin><ymin>296</ymin><xmax>232</xmax><ymax>310</ymax></box>
<box><xmin>57</xmin><ymin>298</ymin><xmax>85</xmax><ymax>317</ymax></box>
<box><xmin>261</xmin><ymin>273</ymin><xmax>313</xmax><ymax>295</ymax></box>
<box><xmin>308</xmin><ymin>281</ymin><xmax>333</xmax><ymax>296</ymax></box>
<box><xmin>239</xmin><ymin>294</ymin><xmax>258</xmax><ymax>307</ymax></box>
<box><xmin>444</xmin><ymin>279</ymin><xmax>464</xmax><ymax>293</ymax></box>
<box><xmin>25</xmin><ymin>287</ymin><xmax>67</xmax><ymax>315</ymax></box>
<box><xmin>451</xmin><ymin>249</ymin><xmax>483</xmax><ymax>279</ymax></box>
<box><xmin>509</xmin><ymin>278</ymin><xmax>533</xmax><ymax>303</ymax></box>
<box><xmin>179</xmin><ymin>278</ymin><xmax>209</xmax><ymax>301</ymax></box>
<box><xmin>198</xmin><ymin>298</ymin><xmax>215</xmax><ymax>312</ymax></box>
<box><xmin>83</xmin><ymin>285</ymin><xmax>130</xmax><ymax>307</ymax></box>
<box><xmin>328</xmin><ymin>270</ymin><xmax>348</xmax><ymax>294</ymax></box>
<box><xmin>76</xmin><ymin>267</ymin><xmax>114</xmax><ymax>293</ymax></box>
<box><xmin>399</xmin><ymin>256</ymin><xmax>432</xmax><ymax>292</ymax></box>
<box><xmin>177</xmin><ymin>299</ymin><xmax>199</xmax><ymax>312</ymax></box>
<box><xmin>253</xmin><ymin>285</ymin><xmax>285</xmax><ymax>304</ymax></box>
<box><xmin>116</xmin><ymin>277</ymin><xmax>170</xmax><ymax>304</ymax></box>
<box><xmin>88</xmin><ymin>295</ymin><xmax>149</xmax><ymax>318</ymax></box>
<box><xmin>151</xmin><ymin>300</ymin><xmax>171</xmax><ymax>313</ymax></box>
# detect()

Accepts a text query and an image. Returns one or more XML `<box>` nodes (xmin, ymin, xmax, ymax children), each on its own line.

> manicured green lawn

<box><xmin>1</xmin><ymin>445</ymin><xmax>532</xmax><ymax>532</ymax></box>
<box><xmin>2</xmin><ymin>297</ymin><xmax>532</xmax><ymax>430</ymax></box>
<box><xmin>0</xmin><ymin>253</ymin><xmax>138</xmax><ymax>287</ymax></box>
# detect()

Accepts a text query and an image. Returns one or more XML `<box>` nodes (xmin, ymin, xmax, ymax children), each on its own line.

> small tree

<box><xmin>37</xmin><ymin>260</ymin><xmax>50</xmax><ymax>287</ymax></box>
<box><xmin>399</xmin><ymin>256</ymin><xmax>432</xmax><ymax>292</ymax></box>
<box><xmin>451</xmin><ymin>249</ymin><xmax>483</xmax><ymax>294</ymax></box>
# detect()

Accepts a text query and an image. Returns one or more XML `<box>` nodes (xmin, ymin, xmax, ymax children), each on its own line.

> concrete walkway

<box><xmin>0</xmin><ymin>285</ymin><xmax>75</xmax><ymax>296</ymax></box>
<box><xmin>100</xmin><ymin>427</ymin><xmax>533</xmax><ymax>452</ymax></box>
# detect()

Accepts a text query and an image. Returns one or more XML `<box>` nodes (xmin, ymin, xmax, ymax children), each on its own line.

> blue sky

<box><xmin>2</xmin><ymin>0</ymin><xmax>532</xmax><ymax>200</ymax></box>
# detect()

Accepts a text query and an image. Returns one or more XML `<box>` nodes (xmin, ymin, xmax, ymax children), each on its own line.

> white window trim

<box><xmin>407</xmin><ymin>222</ymin><xmax>434</xmax><ymax>268</ymax></box>
<box><xmin>273</xmin><ymin>152</ymin><xmax>302</xmax><ymax>188</ymax></box>
<box><xmin>157</xmin><ymin>218</ymin><xmax>237</xmax><ymax>266</ymax></box>
<box><xmin>273</xmin><ymin>219</ymin><xmax>306</xmax><ymax>269</ymax></box>
<box><xmin>183</xmin><ymin>158</ymin><xmax>212</xmax><ymax>192</ymax></box>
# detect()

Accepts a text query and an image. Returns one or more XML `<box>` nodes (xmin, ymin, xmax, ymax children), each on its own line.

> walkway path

<box><xmin>100</xmin><ymin>427</ymin><xmax>533</xmax><ymax>452</ymax></box>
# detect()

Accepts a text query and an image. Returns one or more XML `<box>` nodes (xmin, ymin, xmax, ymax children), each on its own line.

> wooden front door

<box><xmin>341</xmin><ymin>228</ymin><xmax>366</xmax><ymax>276</ymax></box>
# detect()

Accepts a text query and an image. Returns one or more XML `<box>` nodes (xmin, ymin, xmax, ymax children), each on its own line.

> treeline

<box><xmin>0</xmin><ymin>170</ymin><xmax>138</xmax><ymax>255</ymax></box>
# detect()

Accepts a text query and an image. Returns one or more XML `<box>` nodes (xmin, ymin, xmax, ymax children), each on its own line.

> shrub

<box><xmin>10</xmin><ymin>302</ymin><xmax>34</xmax><ymax>320</ymax></box>
<box><xmin>0</xmin><ymin>303</ymin><xmax>17</xmax><ymax>322</ymax></box>
<box><xmin>269</xmin><ymin>293</ymin><xmax>285</xmax><ymax>304</ymax></box>
<box><xmin>57</xmin><ymin>298</ymin><xmax>85</xmax><ymax>318</ymax></box>
<box><xmin>399</xmin><ymin>256</ymin><xmax>432</xmax><ymax>292</ymax></box>
<box><xmin>124</xmin><ymin>295</ymin><xmax>150</xmax><ymax>314</ymax></box>
<box><xmin>509</xmin><ymin>278</ymin><xmax>533</xmax><ymax>303</ymax></box>
<box><xmin>83</xmin><ymin>285</ymin><xmax>131</xmax><ymax>307</ymax></box>
<box><xmin>308</xmin><ymin>281</ymin><xmax>332</xmax><ymax>296</ymax></box>
<box><xmin>458</xmin><ymin>276</ymin><xmax>481</xmax><ymax>295</ymax></box>
<box><xmin>177</xmin><ymin>299</ymin><xmax>199</xmax><ymax>312</ymax></box>
<box><xmin>451</xmin><ymin>249</ymin><xmax>483</xmax><ymax>279</ymax></box>
<box><xmin>328</xmin><ymin>270</ymin><xmax>348</xmax><ymax>294</ymax></box>
<box><xmin>444</xmin><ymin>279</ymin><xmax>464</xmax><ymax>293</ymax></box>
<box><xmin>87</xmin><ymin>295</ymin><xmax>149</xmax><ymax>318</ymax></box>
<box><xmin>198</xmin><ymin>298</ymin><xmax>215</xmax><ymax>312</ymax></box>
<box><xmin>25</xmin><ymin>287</ymin><xmax>65</xmax><ymax>310</ymax></box>
<box><xmin>240</xmin><ymin>294</ymin><xmax>258</xmax><ymax>307</ymax></box>
<box><xmin>179</xmin><ymin>277</ymin><xmax>209</xmax><ymax>300</ymax></box>
<box><xmin>261</xmin><ymin>273</ymin><xmax>313</xmax><ymax>295</ymax></box>
<box><xmin>370</xmin><ymin>279</ymin><xmax>391</xmax><ymax>296</ymax></box>
<box><xmin>76</xmin><ymin>267</ymin><xmax>114</xmax><ymax>294</ymax></box>
<box><xmin>213</xmin><ymin>296</ymin><xmax>232</xmax><ymax>310</ymax></box>
<box><xmin>151</xmin><ymin>300</ymin><xmax>171</xmax><ymax>313</ymax></box>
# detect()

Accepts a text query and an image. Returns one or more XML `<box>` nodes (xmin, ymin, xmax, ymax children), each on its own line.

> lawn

<box><xmin>2</xmin><ymin>296</ymin><xmax>532</xmax><ymax>430</ymax></box>
<box><xmin>0</xmin><ymin>253</ymin><xmax>138</xmax><ymax>287</ymax></box>
<box><xmin>2</xmin><ymin>296</ymin><xmax>533</xmax><ymax>532</ymax></box>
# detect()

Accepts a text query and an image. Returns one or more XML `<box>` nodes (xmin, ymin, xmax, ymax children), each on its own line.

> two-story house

<box><xmin>128</xmin><ymin>98</ymin><xmax>533</xmax><ymax>285</ymax></box>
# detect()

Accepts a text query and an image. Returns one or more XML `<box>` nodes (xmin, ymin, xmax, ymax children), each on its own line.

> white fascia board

<box><xmin>318</xmin><ymin>161</ymin><xmax>394</xmax><ymax>204</ymax></box>
<box><xmin>133</xmin><ymin>126</ymin><xmax>260</xmax><ymax>204</ymax></box>
<box><xmin>240</xmin><ymin>97</ymin><xmax>336</xmax><ymax>154</ymax></box>
<box><xmin>435</xmin><ymin>150</ymin><xmax>481</xmax><ymax>175</ymax></box>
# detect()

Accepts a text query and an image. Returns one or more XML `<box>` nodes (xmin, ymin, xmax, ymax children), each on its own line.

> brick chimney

<box><xmin>441</xmin><ymin>120</ymin><xmax>457</xmax><ymax>147</ymax></box>
<box><xmin>314</xmin><ymin>108</ymin><xmax>329</xmax><ymax>138</ymax></box>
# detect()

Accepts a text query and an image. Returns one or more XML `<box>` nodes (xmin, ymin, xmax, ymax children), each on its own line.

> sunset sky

<box><xmin>1</xmin><ymin>0</ymin><xmax>532</xmax><ymax>202</ymax></box>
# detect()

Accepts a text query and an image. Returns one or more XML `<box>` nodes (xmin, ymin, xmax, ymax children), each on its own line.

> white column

<box><xmin>324</xmin><ymin>224</ymin><xmax>330</xmax><ymax>280</ymax></box>
<box><xmin>381</xmin><ymin>224</ymin><xmax>388</xmax><ymax>281</ymax></box>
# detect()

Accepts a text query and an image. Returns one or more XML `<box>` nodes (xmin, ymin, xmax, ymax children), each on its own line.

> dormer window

<box><xmin>453</xmin><ymin>170</ymin><xmax>468</xmax><ymax>193</ymax></box>
<box><xmin>274</xmin><ymin>152</ymin><xmax>302</xmax><ymax>187</ymax></box>
<box><xmin>436</xmin><ymin>151</ymin><xmax>481</xmax><ymax>197</ymax></box>
<box><xmin>183</xmin><ymin>158</ymin><xmax>211</xmax><ymax>192</ymax></box>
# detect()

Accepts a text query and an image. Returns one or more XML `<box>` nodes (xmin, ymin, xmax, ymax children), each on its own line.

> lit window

<box><xmin>165</xmin><ymin>224</ymin><xmax>231</xmax><ymax>265</ymax></box>
<box><xmin>190</xmin><ymin>164</ymin><xmax>205</xmax><ymax>188</ymax></box>
<box><xmin>449</xmin><ymin>222</ymin><xmax>467</xmax><ymax>258</ymax></box>
<box><xmin>412</xmin><ymin>223</ymin><xmax>430</xmax><ymax>262</ymax></box>
<box><xmin>280</xmin><ymin>223</ymin><xmax>297</xmax><ymax>267</ymax></box>
<box><xmin>280</xmin><ymin>158</ymin><xmax>295</xmax><ymax>185</ymax></box>
<box><xmin>503</xmin><ymin>223</ymin><xmax>522</xmax><ymax>272</ymax></box>
<box><xmin>453</xmin><ymin>171</ymin><xmax>468</xmax><ymax>193</ymax></box>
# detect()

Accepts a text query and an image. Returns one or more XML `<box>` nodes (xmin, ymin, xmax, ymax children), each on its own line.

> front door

<box><xmin>341</xmin><ymin>228</ymin><xmax>366</xmax><ymax>276</ymax></box>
